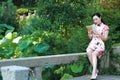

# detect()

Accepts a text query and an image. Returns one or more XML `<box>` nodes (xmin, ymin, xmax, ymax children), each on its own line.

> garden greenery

<box><xmin>0</xmin><ymin>0</ymin><xmax>120</xmax><ymax>80</ymax></box>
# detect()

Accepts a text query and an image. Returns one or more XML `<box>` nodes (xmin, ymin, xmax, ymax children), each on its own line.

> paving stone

<box><xmin>66</xmin><ymin>75</ymin><xmax>120</xmax><ymax>80</ymax></box>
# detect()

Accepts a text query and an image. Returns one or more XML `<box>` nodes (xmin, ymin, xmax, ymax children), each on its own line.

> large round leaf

<box><xmin>5</xmin><ymin>47</ymin><xmax>14</xmax><ymax>57</ymax></box>
<box><xmin>18</xmin><ymin>40</ymin><xmax>32</xmax><ymax>51</ymax></box>
<box><xmin>33</xmin><ymin>43</ymin><xmax>50</xmax><ymax>54</ymax></box>
<box><xmin>60</xmin><ymin>73</ymin><xmax>73</xmax><ymax>80</ymax></box>
<box><xmin>70</xmin><ymin>62</ymin><xmax>84</xmax><ymax>73</ymax></box>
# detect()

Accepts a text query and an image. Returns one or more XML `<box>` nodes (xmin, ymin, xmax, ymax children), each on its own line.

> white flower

<box><xmin>5</xmin><ymin>32</ymin><xmax>12</xmax><ymax>39</ymax></box>
<box><xmin>33</xmin><ymin>41</ymin><xmax>38</xmax><ymax>45</ymax></box>
<box><xmin>12</xmin><ymin>36</ymin><xmax>22</xmax><ymax>43</ymax></box>
<box><xmin>0</xmin><ymin>40</ymin><xmax>3</xmax><ymax>44</ymax></box>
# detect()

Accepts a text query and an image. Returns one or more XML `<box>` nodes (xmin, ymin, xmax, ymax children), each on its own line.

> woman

<box><xmin>86</xmin><ymin>13</ymin><xmax>109</xmax><ymax>80</ymax></box>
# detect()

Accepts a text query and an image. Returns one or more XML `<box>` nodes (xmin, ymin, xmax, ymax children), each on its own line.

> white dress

<box><xmin>86</xmin><ymin>23</ymin><xmax>109</xmax><ymax>55</ymax></box>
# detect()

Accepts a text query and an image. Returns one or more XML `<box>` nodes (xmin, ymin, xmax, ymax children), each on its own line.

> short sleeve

<box><xmin>103</xmin><ymin>26</ymin><xmax>109</xmax><ymax>31</ymax></box>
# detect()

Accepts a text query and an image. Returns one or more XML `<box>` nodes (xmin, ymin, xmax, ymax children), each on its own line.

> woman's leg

<box><xmin>86</xmin><ymin>48</ymin><xmax>94</xmax><ymax>66</ymax></box>
<box><xmin>91</xmin><ymin>50</ymin><xmax>99</xmax><ymax>78</ymax></box>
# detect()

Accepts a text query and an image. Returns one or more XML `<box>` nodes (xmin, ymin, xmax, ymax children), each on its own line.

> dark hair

<box><xmin>92</xmin><ymin>13</ymin><xmax>101</xmax><ymax>18</ymax></box>
<box><xmin>92</xmin><ymin>13</ymin><xmax>104</xmax><ymax>23</ymax></box>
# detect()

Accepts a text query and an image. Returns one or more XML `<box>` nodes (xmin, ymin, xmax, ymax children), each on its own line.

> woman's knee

<box><xmin>92</xmin><ymin>51</ymin><xmax>99</xmax><ymax>57</ymax></box>
<box><xmin>86</xmin><ymin>48</ymin><xmax>93</xmax><ymax>56</ymax></box>
<box><xmin>86</xmin><ymin>48</ymin><xmax>91</xmax><ymax>53</ymax></box>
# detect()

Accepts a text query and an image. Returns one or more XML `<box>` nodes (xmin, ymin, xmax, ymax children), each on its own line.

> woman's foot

<box><xmin>91</xmin><ymin>74</ymin><xmax>97</xmax><ymax>80</ymax></box>
<box><xmin>91</xmin><ymin>70</ymin><xmax>98</xmax><ymax>80</ymax></box>
<box><xmin>91</xmin><ymin>75</ymin><xmax>97</xmax><ymax>80</ymax></box>
<box><xmin>96</xmin><ymin>69</ymin><xmax>99</xmax><ymax>77</ymax></box>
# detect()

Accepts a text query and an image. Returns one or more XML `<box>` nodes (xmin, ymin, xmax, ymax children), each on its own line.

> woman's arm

<box><xmin>94</xmin><ymin>30</ymin><xmax>109</xmax><ymax>42</ymax></box>
<box><xmin>100</xmin><ymin>30</ymin><xmax>109</xmax><ymax>42</ymax></box>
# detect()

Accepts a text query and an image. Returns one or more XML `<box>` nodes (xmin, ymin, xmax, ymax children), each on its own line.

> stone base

<box><xmin>1</xmin><ymin>65</ymin><xmax>29</xmax><ymax>80</ymax></box>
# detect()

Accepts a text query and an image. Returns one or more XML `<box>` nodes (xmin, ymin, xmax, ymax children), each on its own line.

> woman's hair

<box><xmin>92</xmin><ymin>13</ymin><xmax>104</xmax><ymax>23</ymax></box>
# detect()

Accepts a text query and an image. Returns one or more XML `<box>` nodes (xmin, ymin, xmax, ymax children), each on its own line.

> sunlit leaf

<box><xmin>33</xmin><ymin>43</ymin><xmax>50</xmax><ymax>53</ymax></box>
<box><xmin>60</xmin><ymin>73</ymin><xmax>73</xmax><ymax>80</ymax></box>
<box><xmin>54</xmin><ymin>66</ymin><xmax>65</xmax><ymax>74</ymax></box>
<box><xmin>5</xmin><ymin>47</ymin><xmax>14</xmax><ymax>57</ymax></box>
<box><xmin>18</xmin><ymin>40</ymin><xmax>32</xmax><ymax>51</ymax></box>
<box><xmin>70</xmin><ymin>62</ymin><xmax>84</xmax><ymax>73</ymax></box>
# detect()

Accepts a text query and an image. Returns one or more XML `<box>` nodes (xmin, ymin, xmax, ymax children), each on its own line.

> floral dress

<box><xmin>86</xmin><ymin>23</ymin><xmax>109</xmax><ymax>55</ymax></box>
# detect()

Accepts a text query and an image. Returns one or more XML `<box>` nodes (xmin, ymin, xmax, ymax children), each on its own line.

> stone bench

<box><xmin>0</xmin><ymin>53</ymin><xmax>86</xmax><ymax>80</ymax></box>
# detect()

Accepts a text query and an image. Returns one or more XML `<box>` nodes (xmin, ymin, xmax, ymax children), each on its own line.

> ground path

<box><xmin>67</xmin><ymin>75</ymin><xmax>120</xmax><ymax>80</ymax></box>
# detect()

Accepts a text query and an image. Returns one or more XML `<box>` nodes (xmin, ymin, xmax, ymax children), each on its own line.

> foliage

<box><xmin>17</xmin><ymin>8</ymin><xmax>29</xmax><ymax>15</ymax></box>
<box><xmin>0</xmin><ymin>24</ymin><xmax>14</xmax><ymax>39</ymax></box>
<box><xmin>0</xmin><ymin>0</ymin><xmax>120</xmax><ymax>79</ymax></box>
<box><xmin>42</xmin><ymin>54</ymin><xmax>91</xmax><ymax>80</ymax></box>
<box><xmin>0</xmin><ymin>73</ymin><xmax>2</xmax><ymax>80</ymax></box>
<box><xmin>41</xmin><ymin>0</ymin><xmax>120</xmax><ymax>79</ymax></box>
<box><xmin>33</xmin><ymin>0</ymin><xmax>89</xmax><ymax>54</ymax></box>
<box><xmin>37</xmin><ymin>0</ymin><xmax>87</xmax><ymax>31</ymax></box>
<box><xmin>0</xmin><ymin>0</ymin><xmax>17</xmax><ymax>27</ymax></box>
<box><xmin>13</xmin><ymin>0</ymin><xmax>37</xmax><ymax>7</ymax></box>
<box><xmin>101</xmin><ymin>0</ymin><xmax>120</xmax><ymax>10</ymax></box>
<box><xmin>109</xmin><ymin>53</ymin><xmax>120</xmax><ymax>75</ymax></box>
<box><xmin>17</xmin><ymin>8</ymin><xmax>36</xmax><ymax>15</ymax></box>
<box><xmin>18</xmin><ymin>13</ymin><xmax>89</xmax><ymax>55</ymax></box>
<box><xmin>18</xmin><ymin>14</ymin><xmax>42</xmax><ymax>35</ymax></box>
<box><xmin>60</xmin><ymin>73</ymin><xmax>73</xmax><ymax>80</ymax></box>
<box><xmin>65</xmin><ymin>27</ymin><xmax>89</xmax><ymax>53</ymax></box>
<box><xmin>110</xmin><ymin>44</ymin><xmax>120</xmax><ymax>75</ymax></box>
<box><xmin>112</xmin><ymin>43</ymin><xmax>120</xmax><ymax>47</ymax></box>
<box><xmin>0</xmin><ymin>31</ymin><xmax>50</xmax><ymax>59</ymax></box>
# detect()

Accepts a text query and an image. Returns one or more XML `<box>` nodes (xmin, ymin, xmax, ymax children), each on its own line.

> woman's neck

<box><xmin>96</xmin><ymin>22</ymin><xmax>102</xmax><ymax>26</ymax></box>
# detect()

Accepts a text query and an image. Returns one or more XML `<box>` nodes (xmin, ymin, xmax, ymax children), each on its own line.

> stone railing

<box><xmin>0</xmin><ymin>53</ymin><xmax>86</xmax><ymax>80</ymax></box>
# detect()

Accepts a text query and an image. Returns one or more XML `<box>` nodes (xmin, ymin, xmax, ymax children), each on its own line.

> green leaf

<box><xmin>54</xmin><ymin>66</ymin><xmax>65</xmax><ymax>74</ymax></box>
<box><xmin>70</xmin><ymin>62</ymin><xmax>84</xmax><ymax>73</ymax></box>
<box><xmin>0</xmin><ymin>24</ymin><xmax>14</xmax><ymax>35</ymax></box>
<box><xmin>0</xmin><ymin>38</ymin><xmax>11</xmax><ymax>45</ymax></box>
<box><xmin>0</xmin><ymin>47</ymin><xmax>14</xmax><ymax>58</ymax></box>
<box><xmin>5</xmin><ymin>47</ymin><xmax>14</xmax><ymax>57</ymax></box>
<box><xmin>42</xmin><ymin>65</ymin><xmax>54</xmax><ymax>71</ymax></box>
<box><xmin>33</xmin><ymin>43</ymin><xmax>50</xmax><ymax>53</ymax></box>
<box><xmin>18</xmin><ymin>40</ymin><xmax>32</xmax><ymax>51</ymax></box>
<box><xmin>60</xmin><ymin>73</ymin><xmax>73</xmax><ymax>80</ymax></box>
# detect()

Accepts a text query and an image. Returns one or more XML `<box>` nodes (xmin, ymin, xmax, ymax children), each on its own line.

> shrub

<box><xmin>0</xmin><ymin>24</ymin><xmax>15</xmax><ymax>39</ymax></box>
<box><xmin>0</xmin><ymin>0</ymin><xmax>17</xmax><ymax>27</ymax></box>
<box><xmin>17</xmin><ymin>8</ymin><xmax>29</xmax><ymax>15</ymax></box>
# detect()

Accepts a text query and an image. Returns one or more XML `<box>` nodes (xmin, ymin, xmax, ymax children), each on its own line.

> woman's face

<box><xmin>93</xmin><ymin>15</ymin><xmax>102</xmax><ymax>25</ymax></box>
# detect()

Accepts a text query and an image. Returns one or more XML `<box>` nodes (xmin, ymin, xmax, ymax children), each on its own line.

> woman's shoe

<box><xmin>96</xmin><ymin>69</ymin><xmax>99</xmax><ymax>77</ymax></box>
<box><xmin>91</xmin><ymin>74</ymin><xmax>97</xmax><ymax>80</ymax></box>
<box><xmin>90</xmin><ymin>77</ymin><xmax>97</xmax><ymax>80</ymax></box>
<box><xmin>91</xmin><ymin>70</ymin><xmax>98</xmax><ymax>80</ymax></box>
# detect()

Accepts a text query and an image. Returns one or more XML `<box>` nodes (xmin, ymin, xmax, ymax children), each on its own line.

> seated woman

<box><xmin>86</xmin><ymin>13</ymin><xmax>109</xmax><ymax>80</ymax></box>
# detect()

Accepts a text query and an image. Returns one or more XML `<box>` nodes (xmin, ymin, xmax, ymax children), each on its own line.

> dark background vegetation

<box><xmin>0</xmin><ymin>0</ymin><xmax>120</xmax><ymax>80</ymax></box>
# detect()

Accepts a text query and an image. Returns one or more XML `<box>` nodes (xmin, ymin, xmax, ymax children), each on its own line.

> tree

<box><xmin>12</xmin><ymin>0</ymin><xmax>37</xmax><ymax>7</ymax></box>
<box><xmin>37</xmin><ymin>0</ymin><xmax>88</xmax><ymax>37</ymax></box>
<box><xmin>0</xmin><ymin>0</ymin><xmax>17</xmax><ymax>27</ymax></box>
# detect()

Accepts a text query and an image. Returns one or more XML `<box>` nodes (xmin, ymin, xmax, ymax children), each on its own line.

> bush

<box><xmin>17</xmin><ymin>8</ymin><xmax>29</xmax><ymax>15</ymax></box>
<box><xmin>1</xmin><ymin>0</ymin><xmax>120</xmax><ymax>79</ymax></box>
<box><xmin>0</xmin><ymin>24</ymin><xmax>15</xmax><ymax>39</ymax></box>
<box><xmin>16</xmin><ymin>7</ymin><xmax>36</xmax><ymax>15</ymax></box>
<box><xmin>0</xmin><ymin>0</ymin><xmax>17</xmax><ymax>27</ymax></box>
<box><xmin>0</xmin><ymin>31</ymin><xmax>50</xmax><ymax>59</ymax></box>
<box><xmin>42</xmin><ymin>55</ymin><xmax>91</xmax><ymax>80</ymax></box>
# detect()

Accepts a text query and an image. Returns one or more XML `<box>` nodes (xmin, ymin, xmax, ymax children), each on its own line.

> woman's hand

<box><xmin>88</xmin><ymin>30</ymin><xmax>93</xmax><ymax>39</ymax></box>
<box><xmin>88</xmin><ymin>30</ymin><xmax>93</xmax><ymax>34</ymax></box>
